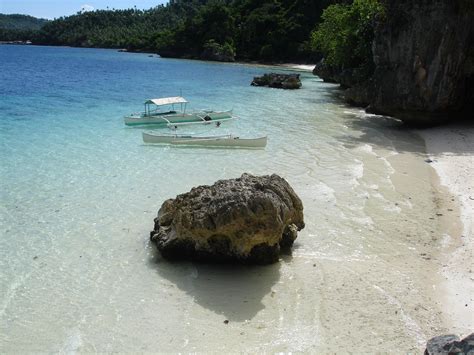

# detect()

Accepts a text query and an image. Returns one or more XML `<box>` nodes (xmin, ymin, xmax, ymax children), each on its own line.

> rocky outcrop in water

<box><xmin>150</xmin><ymin>173</ymin><xmax>305</xmax><ymax>264</ymax></box>
<box><xmin>424</xmin><ymin>333</ymin><xmax>474</xmax><ymax>355</ymax></box>
<box><xmin>251</xmin><ymin>73</ymin><xmax>302</xmax><ymax>89</ymax></box>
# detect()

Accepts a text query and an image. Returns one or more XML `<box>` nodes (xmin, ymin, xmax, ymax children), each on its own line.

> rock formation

<box><xmin>368</xmin><ymin>0</ymin><xmax>474</xmax><ymax>125</ymax></box>
<box><xmin>150</xmin><ymin>173</ymin><xmax>305</xmax><ymax>264</ymax></box>
<box><xmin>425</xmin><ymin>333</ymin><xmax>474</xmax><ymax>355</ymax></box>
<box><xmin>251</xmin><ymin>73</ymin><xmax>302</xmax><ymax>89</ymax></box>
<box><xmin>200</xmin><ymin>40</ymin><xmax>235</xmax><ymax>62</ymax></box>
<box><xmin>313</xmin><ymin>59</ymin><xmax>339</xmax><ymax>83</ymax></box>
<box><xmin>313</xmin><ymin>0</ymin><xmax>474</xmax><ymax>125</ymax></box>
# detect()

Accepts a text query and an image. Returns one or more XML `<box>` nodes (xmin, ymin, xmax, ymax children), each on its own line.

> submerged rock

<box><xmin>251</xmin><ymin>73</ymin><xmax>302</xmax><ymax>89</ymax></box>
<box><xmin>150</xmin><ymin>173</ymin><xmax>304</xmax><ymax>264</ymax></box>
<box><xmin>425</xmin><ymin>333</ymin><xmax>474</xmax><ymax>355</ymax></box>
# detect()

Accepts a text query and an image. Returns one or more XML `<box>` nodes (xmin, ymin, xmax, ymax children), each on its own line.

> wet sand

<box><xmin>418</xmin><ymin>124</ymin><xmax>474</xmax><ymax>336</ymax></box>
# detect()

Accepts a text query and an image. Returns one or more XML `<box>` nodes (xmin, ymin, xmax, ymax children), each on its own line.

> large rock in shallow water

<box><xmin>150</xmin><ymin>173</ymin><xmax>304</xmax><ymax>264</ymax></box>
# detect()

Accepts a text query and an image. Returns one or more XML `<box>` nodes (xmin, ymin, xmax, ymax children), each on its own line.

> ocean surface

<box><xmin>0</xmin><ymin>45</ymin><xmax>451</xmax><ymax>352</ymax></box>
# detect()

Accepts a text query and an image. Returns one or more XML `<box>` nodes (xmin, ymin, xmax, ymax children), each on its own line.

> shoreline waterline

<box><xmin>417</xmin><ymin>125</ymin><xmax>474</xmax><ymax>336</ymax></box>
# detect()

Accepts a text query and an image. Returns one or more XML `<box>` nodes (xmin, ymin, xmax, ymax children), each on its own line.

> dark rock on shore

<box><xmin>312</xmin><ymin>59</ymin><xmax>340</xmax><ymax>83</ymax></box>
<box><xmin>200</xmin><ymin>40</ymin><xmax>235</xmax><ymax>62</ymax></box>
<box><xmin>425</xmin><ymin>333</ymin><xmax>474</xmax><ymax>355</ymax></box>
<box><xmin>200</xmin><ymin>48</ymin><xmax>235</xmax><ymax>62</ymax></box>
<box><xmin>251</xmin><ymin>73</ymin><xmax>302</xmax><ymax>89</ymax></box>
<box><xmin>344</xmin><ymin>83</ymin><xmax>373</xmax><ymax>108</ymax></box>
<box><xmin>150</xmin><ymin>173</ymin><xmax>305</xmax><ymax>264</ymax></box>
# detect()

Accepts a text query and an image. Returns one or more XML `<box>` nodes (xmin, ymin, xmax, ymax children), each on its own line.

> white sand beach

<box><xmin>280</xmin><ymin>64</ymin><xmax>316</xmax><ymax>72</ymax></box>
<box><xmin>418</xmin><ymin>124</ymin><xmax>474</xmax><ymax>336</ymax></box>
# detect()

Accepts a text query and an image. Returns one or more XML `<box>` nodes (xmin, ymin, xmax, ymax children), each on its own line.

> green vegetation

<box><xmin>311</xmin><ymin>0</ymin><xmax>383</xmax><ymax>70</ymax></box>
<box><xmin>0</xmin><ymin>14</ymin><xmax>49</xmax><ymax>41</ymax></box>
<box><xmin>0</xmin><ymin>14</ymin><xmax>49</xmax><ymax>30</ymax></box>
<box><xmin>1</xmin><ymin>0</ymin><xmax>383</xmax><ymax>66</ymax></box>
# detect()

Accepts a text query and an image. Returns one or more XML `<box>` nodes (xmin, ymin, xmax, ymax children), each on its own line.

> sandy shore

<box><xmin>279</xmin><ymin>63</ymin><xmax>316</xmax><ymax>72</ymax></box>
<box><xmin>417</xmin><ymin>124</ymin><xmax>474</xmax><ymax>336</ymax></box>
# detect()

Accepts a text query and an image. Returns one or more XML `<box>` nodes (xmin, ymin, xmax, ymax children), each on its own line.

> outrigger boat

<box><xmin>124</xmin><ymin>96</ymin><xmax>233</xmax><ymax>127</ymax></box>
<box><xmin>142</xmin><ymin>131</ymin><xmax>267</xmax><ymax>148</ymax></box>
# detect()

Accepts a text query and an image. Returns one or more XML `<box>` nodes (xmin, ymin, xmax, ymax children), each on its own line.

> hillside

<box><xmin>2</xmin><ymin>0</ymin><xmax>340</xmax><ymax>62</ymax></box>
<box><xmin>0</xmin><ymin>14</ymin><xmax>49</xmax><ymax>30</ymax></box>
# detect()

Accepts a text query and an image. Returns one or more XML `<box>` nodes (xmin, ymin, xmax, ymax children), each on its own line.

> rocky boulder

<box><xmin>150</xmin><ymin>173</ymin><xmax>305</xmax><ymax>264</ymax></box>
<box><xmin>251</xmin><ymin>73</ymin><xmax>302</xmax><ymax>89</ymax></box>
<box><xmin>425</xmin><ymin>333</ymin><xmax>474</xmax><ymax>355</ymax></box>
<box><xmin>313</xmin><ymin>59</ymin><xmax>340</xmax><ymax>83</ymax></box>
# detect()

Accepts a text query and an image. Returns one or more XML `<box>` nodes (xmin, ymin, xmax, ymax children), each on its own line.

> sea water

<box><xmin>0</xmin><ymin>46</ymin><xmax>452</xmax><ymax>352</ymax></box>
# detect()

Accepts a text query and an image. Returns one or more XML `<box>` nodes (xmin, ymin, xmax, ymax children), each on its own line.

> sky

<box><xmin>0</xmin><ymin>0</ymin><xmax>168</xmax><ymax>19</ymax></box>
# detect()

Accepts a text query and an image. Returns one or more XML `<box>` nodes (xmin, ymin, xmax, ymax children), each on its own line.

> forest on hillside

<box><xmin>0</xmin><ymin>14</ymin><xmax>49</xmax><ymax>30</ymax></box>
<box><xmin>0</xmin><ymin>14</ymin><xmax>49</xmax><ymax>41</ymax></box>
<box><xmin>1</xmin><ymin>0</ymin><xmax>382</xmax><ymax>76</ymax></box>
<box><xmin>0</xmin><ymin>0</ymin><xmax>342</xmax><ymax>60</ymax></box>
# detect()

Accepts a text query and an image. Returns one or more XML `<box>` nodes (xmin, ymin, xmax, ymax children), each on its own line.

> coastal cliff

<box><xmin>369</xmin><ymin>0</ymin><xmax>474</xmax><ymax>124</ymax></box>
<box><xmin>316</xmin><ymin>0</ymin><xmax>474</xmax><ymax>125</ymax></box>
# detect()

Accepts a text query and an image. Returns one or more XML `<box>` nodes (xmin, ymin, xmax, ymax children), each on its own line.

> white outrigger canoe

<box><xmin>124</xmin><ymin>96</ymin><xmax>233</xmax><ymax>127</ymax></box>
<box><xmin>142</xmin><ymin>132</ymin><xmax>267</xmax><ymax>148</ymax></box>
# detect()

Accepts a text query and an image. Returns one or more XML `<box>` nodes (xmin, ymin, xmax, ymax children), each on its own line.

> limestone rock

<box><xmin>425</xmin><ymin>333</ymin><xmax>474</xmax><ymax>355</ymax></box>
<box><xmin>150</xmin><ymin>173</ymin><xmax>305</xmax><ymax>264</ymax></box>
<box><xmin>251</xmin><ymin>73</ymin><xmax>302</xmax><ymax>89</ymax></box>
<box><xmin>200</xmin><ymin>40</ymin><xmax>235</xmax><ymax>62</ymax></box>
<box><xmin>370</xmin><ymin>0</ymin><xmax>474</xmax><ymax>125</ymax></box>
<box><xmin>313</xmin><ymin>59</ymin><xmax>340</xmax><ymax>83</ymax></box>
<box><xmin>312</xmin><ymin>1</ymin><xmax>474</xmax><ymax>125</ymax></box>
<box><xmin>344</xmin><ymin>84</ymin><xmax>372</xmax><ymax>108</ymax></box>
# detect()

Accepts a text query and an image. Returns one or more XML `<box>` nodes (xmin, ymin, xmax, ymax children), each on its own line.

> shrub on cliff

<box><xmin>310</xmin><ymin>0</ymin><xmax>384</xmax><ymax>71</ymax></box>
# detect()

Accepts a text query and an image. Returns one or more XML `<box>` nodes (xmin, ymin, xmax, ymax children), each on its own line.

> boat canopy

<box><xmin>145</xmin><ymin>97</ymin><xmax>188</xmax><ymax>106</ymax></box>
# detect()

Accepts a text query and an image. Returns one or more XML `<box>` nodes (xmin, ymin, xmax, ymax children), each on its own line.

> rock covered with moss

<box><xmin>150</xmin><ymin>173</ymin><xmax>304</xmax><ymax>264</ymax></box>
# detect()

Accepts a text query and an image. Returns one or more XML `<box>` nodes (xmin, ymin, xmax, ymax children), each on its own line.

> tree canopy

<box><xmin>0</xmin><ymin>14</ymin><xmax>49</xmax><ymax>41</ymax></box>
<box><xmin>310</xmin><ymin>0</ymin><xmax>383</xmax><ymax>69</ymax></box>
<box><xmin>1</xmin><ymin>0</ymin><xmax>383</xmax><ymax>66</ymax></box>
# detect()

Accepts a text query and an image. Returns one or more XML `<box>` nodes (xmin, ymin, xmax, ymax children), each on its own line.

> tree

<box><xmin>311</xmin><ymin>0</ymin><xmax>384</xmax><ymax>69</ymax></box>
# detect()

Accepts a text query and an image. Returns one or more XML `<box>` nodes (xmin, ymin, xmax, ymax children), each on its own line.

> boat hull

<box><xmin>142</xmin><ymin>132</ymin><xmax>267</xmax><ymax>148</ymax></box>
<box><xmin>124</xmin><ymin>110</ymin><xmax>232</xmax><ymax>126</ymax></box>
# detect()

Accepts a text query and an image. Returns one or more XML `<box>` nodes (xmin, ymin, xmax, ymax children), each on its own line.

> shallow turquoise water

<box><xmin>0</xmin><ymin>45</ymin><xmax>446</xmax><ymax>352</ymax></box>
